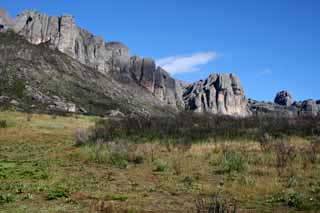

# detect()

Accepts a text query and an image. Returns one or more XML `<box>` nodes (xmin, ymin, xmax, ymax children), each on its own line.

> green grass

<box><xmin>0</xmin><ymin>111</ymin><xmax>319</xmax><ymax>212</ymax></box>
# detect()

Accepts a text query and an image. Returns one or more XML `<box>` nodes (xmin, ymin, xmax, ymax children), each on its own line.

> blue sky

<box><xmin>1</xmin><ymin>0</ymin><xmax>320</xmax><ymax>101</ymax></box>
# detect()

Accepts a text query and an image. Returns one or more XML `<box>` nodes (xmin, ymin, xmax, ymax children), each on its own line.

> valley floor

<box><xmin>0</xmin><ymin>111</ymin><xmax>319</xmax><ymax>212</ymax></box>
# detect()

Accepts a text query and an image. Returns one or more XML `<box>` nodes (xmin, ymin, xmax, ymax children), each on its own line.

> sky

<box><xmin>1</xmin><ymin>0</ymin><xmax>320</xmax><ymax>101</ymax></box>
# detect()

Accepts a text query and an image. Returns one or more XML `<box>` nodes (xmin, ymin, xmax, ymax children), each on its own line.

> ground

<box><xmin>0</xmin><ymin>111</ymin><xmax>319</xmax><ymax>212</ymax></box>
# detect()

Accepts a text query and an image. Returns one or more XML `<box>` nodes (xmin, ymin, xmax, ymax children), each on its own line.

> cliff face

<box><xmin>1</xmin><ymin>9</ymin><xmax>250</xmax><ymax>116</ymax></box>
<box><xmin>12</xmin><ymin>10</ymin><xmax>185</xmax><ymax>108</ymax></box>
<box><xmin>13</xmin><ymin>10</ymin><xmax>130</xmax><ymax>74</ymax></box>
<box><xmin>183</xmin><ymin>74</ymin><xmax>250</xmax><ymax>116</ymax></box>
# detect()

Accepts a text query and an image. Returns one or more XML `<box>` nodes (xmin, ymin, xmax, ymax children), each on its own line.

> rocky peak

<box><xmin>274</xmin><ymin>90</ymin><xmax>292</xmax><ymax>106</ymax></box>
<box><xmin>183</xmin><ymin>74</ymin><xmax>249</xmax><ymax>116</ymax></box>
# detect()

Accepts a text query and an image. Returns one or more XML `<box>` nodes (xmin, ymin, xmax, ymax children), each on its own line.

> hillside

<box><xmin>0</xmin><ymin>31</ymin><xmax>174</xmax><ymax>116</ymax></box>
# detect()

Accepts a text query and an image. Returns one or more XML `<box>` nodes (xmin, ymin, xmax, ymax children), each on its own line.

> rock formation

<box><xmin>13</xmin><ymin>10</ymin><xmax>130</xmax><ymax>75</ymax></box>
<box><xmin>10</xmin><ymin>10</ymin><xmax>186</xmax><ymax>111</ymax></box>
<box><xmin>301</xmin><ymin>99</ymin><xmax>318</xmax><ymax>116</ymax></box>
<box><xmin>183</xmin><ymin>74</ymin><xmax>250</xmax><ymax>116</ymax></box>
<box><xmin>274</xmin><ymin>90</ymin><xmax>292</xmax><ymax>106</ymax></box>
<box><xmin>249</xmin><ymin>92</ymin><xmax>320</xmax><ymax>117</ymax></box>
<box><xmin>1</xmin><ymin>8</ymin><xmax>295</xmax><ymax>117</ymax></box>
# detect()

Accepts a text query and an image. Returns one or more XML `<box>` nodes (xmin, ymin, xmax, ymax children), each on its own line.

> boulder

<box><xmin>10</xmin><ymin>99</ymin><xmax>19</xmax><ymax>106</ymax></box>
<box><xmin>0</xmin><ymin>96</ymin><xmax>10</xmax><ymax>104</ymax></box>
<box><xmin>48</xmin><ymin>101</ymin><xmax>76</xmax><ymax>113</ymax></box>
<box><xmin>274</xmin><ymin>91</ymin><xmax>292</xmax><ymax>106</ymax></box>
<box><xmin>107</xmin><ymin>109</ymin><xmax>125</xmax><ymax>117</ymax></box>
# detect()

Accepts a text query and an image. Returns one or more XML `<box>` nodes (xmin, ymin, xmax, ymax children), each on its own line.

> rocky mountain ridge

<box><xmin>0</xmin><ymin>8</ymin><xmax>318</xmax><ymax>117</ymax></box>
<box><xmin>249</xmin><ymin>90</ymin><xmax>320</xmax><ymax>116</ymax></box>
<box><xmin>0</xmin><ymin>8</ymin><xmax>249</xmax><ymax>116</ymax></box>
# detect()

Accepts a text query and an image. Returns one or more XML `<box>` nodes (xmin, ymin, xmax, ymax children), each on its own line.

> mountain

<box><xmin>0</xmin><ymin>8</ymin><xmax>250</xmax><ymax>116</ymax></box>
<box><xmin>0</xmin><ymin>31</ymin><xmax>175</xmax><ymax>115</ymax></box>
<box><xmin>0</xmin><ymin>8</ymin><xmax>318</xmax><ymax>117</ymax></box>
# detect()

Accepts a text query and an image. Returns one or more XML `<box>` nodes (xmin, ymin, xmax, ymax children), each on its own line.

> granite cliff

<box><xmin>0</xmin><ymin>9</ymin><xmax>250</xmax><ymax>116</ymax></box>
<box><xmin>5</xmin><ymin>9</ymin><xmax>320</xmax><ymax>116</ymax></box>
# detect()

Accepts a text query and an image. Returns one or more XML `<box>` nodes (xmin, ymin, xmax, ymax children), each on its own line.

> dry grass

<box><xmin>0</xmin><ymin>111</ymin><xmax>319</xmax><ymax>212</ymax></box>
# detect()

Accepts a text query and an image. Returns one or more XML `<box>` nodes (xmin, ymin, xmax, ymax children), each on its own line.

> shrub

<box><xmin>273</xmin><ymin>138</ymin><xmax>297</xmax><ymax>176</ymax></box>
<box><xmin>85</xmin><ymin>112</ymin><xmax>320</xmax><ymax>146</ymax></box>
<box><xmin>258</xmin><ymin>133</ymin><xmax>273</xmax><ymax>152</ymax></box>
<box><xmin>75</xmin><ymin>128</ymin><xmax>90</xmax><ymax>146</ymax></box>
<box><xmin>105</xmin><ymin>194</ymin><xmax>128</xmax><ymax>202</ymax></box>
<box><xmin>0</xmin><ymin>193</ymin><xmax>15</xmax><ymax>204</ymax></box>
<box><xmin>47</xmin><ymin>188</ymin><xmax>69</xmax><ymax>200</ymax></box>
<box><xmin>26</xmin><ymin>113</ymin><xmax>32</xmax><ymax>122</ymax></box>
<box><xmin>110</xmin><ymin>152</ymin><xmax>128</xmax><ymax>169</ymax></box>
<box><xmin>218</xmin><ymin>151</ymin><xmax>248</xmax><ymax>174</ymax></box>
<box><xmin>0</xmin><ymin>120</ymin><xmax>7</xmax><ymax>128</ymax></box>
<box><xmin>84</xmin><ymin>143</ymin><xmax>110</xmax><ymax>163</ymax></box>
<box><xmin>267</xmin><ymin>190</ymin><xmax>304</xmax><ymax>209</ymax></box>
<box><xmin>128</xmin><ymin>154</ymin><xmax>144</xmax><ymax>165</ymax></box>
<box><xmin>154</xmin><ymin>160</ymin><xmax>169</xmax><ymax>172</ymax></box>
<box><xmin>182</xmin><ymin>176</ymin><xmax>194</xmax><ymax>190</ymax></box>
<box><xmin>172</xmin><ymin>157</ymin><xmax>183</xmax><ymax>175</ymax></box>
<box><xmin>195</xmin><ymin>193</ymin><xmax>237</xmax><ymax>213</ymax></box>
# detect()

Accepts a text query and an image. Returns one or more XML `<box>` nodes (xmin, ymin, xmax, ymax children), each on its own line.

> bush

<box><xmin>84</xmin><ymin>112</ymin><xmax>320</xmax><ymax>145</ymax></box>
<box><xmin>154</xmin><ymin>160</ymin><xmax>169</xmax><ymax>172</ymax></box>
<box><xmin>47</xmin><ymin>188</ymin><xmax>69</xmax><ymax>200</ymax></box>
<box><xmin>83</xmin><ymin>143</ymin><xmax>110</xmax><ymax>163</ymax></box>
<box><xmin>218</xmin><ymin>151</ymin><xmax>248</xmax><ymax>174</ymax></box>
<box><xmin>79</xmin><ymin>141</ymin><xmax>131</xmax><ymax>168</ymax></box>
<box><xmin>273</xmin><ymin>138</ymin><xmax>297</xmax><ymax>176</ymax></box>
<box><xmin>0</xmin><ymin>193</ymin><xmax>15</xmax><ymax>204</ymax></box>
<box><xmin>75</xmin><ymin>128</ymin><xmax>90</xmax><ymax>146</ymax></box>
<box><xmin>267</xmin><ymin>190</ymin><xmax>304</xmax><ymax>209</ymax></box>
<box><xmin>195</xmin><ymin>193</ymin><xmax>237</xmax><ymax>213</ymax></box>
<box><xmin>0</xmin><ymin>120</ymin><xmax>7</xmax><ymax>128</ymax></box>
<box><xmin>109</xmin><ymin>152</ymin><xmax>128</xmax><ymax>169</ymax></box>
<box><xmin>258</xmin><ymin>133</ymin><xmax>273</xmax><ymax>152</ymax></box>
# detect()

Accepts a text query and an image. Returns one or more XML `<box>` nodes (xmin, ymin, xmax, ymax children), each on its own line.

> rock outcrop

<box><xmin>301</xmin><ymin>99</ymin><xmax>318</xmax><ymax>116</ymax></box>
<box><xmin>13</xmin><ymin>10</ymin><xmax>130</xmax><ymax>75</ymax></box>
<box><xmin>274</xmin><ymin>90</ymin><xmax>292</xmax><ymax>106</ymax></box>
<box><xmin>249</xmin><ymin>92</ymin><xmax>320</xmax><ymax>117</ymax></box>
<box><xmin>183</xmin><ymin>74</ymin><xmax>250</xmax><ymax>116</ymax></box>
<box><xmin>129</xmin><ymin>56</ymin><xmax>184</xmax><ymax>107</ymax></box>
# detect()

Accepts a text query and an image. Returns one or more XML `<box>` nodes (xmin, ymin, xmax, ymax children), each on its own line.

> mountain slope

<box><xmin>0</xmin><ymin>31</ymin><xmax>174</xmax><ymax>115</ymax></box>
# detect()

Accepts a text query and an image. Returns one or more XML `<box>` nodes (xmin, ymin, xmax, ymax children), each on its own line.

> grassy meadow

<box><xmin>0</xmin><ymin>111</ymin><xmax>320</xmax><ymax>212</ymax></box>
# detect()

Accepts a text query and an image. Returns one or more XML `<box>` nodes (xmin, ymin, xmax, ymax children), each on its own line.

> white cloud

<box><xmin>156</xmin><ymin>51</ymin><xmax>218</xmax><ymax>75</ymax></box>
<box><xmin>260</xmin><ymin>68</ymin><xmax>272</xmax><ymax>75</ymax></box>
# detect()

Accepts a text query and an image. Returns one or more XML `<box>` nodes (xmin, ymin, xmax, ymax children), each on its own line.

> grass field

<box><xmin>0</xmin><ymin>111</ymin><xmax>319</xmax><ymax>212</ymax></box>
